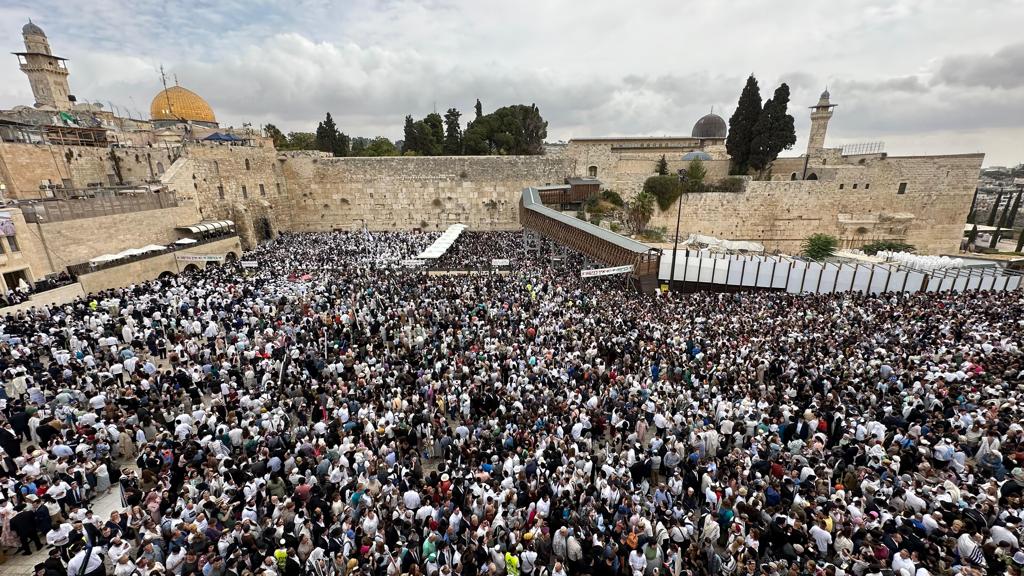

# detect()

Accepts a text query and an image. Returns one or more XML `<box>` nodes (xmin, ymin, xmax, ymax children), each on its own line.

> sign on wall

<box><xmin>491</xmin><ymin>259</ymin><xmax>511</xmax><ymax>266</ymax></box>
<box><xmin>581</xmin><ymin>264</ymin><xmax>634</xmax><ymax>278</ymax></box>
<box><xmin>401</xmin><ymin>259</ymin><xmax>426</xmax><ymax>267</ymax></box>
<box><xmin>175</xmin><ymin>254</ymin><xmax>225</xmax><ymax>262</ymax></box>
<box><xmin>240</xmin><ymin>260</ymin><xmax>258</xmax><ymax>268</ymax></box>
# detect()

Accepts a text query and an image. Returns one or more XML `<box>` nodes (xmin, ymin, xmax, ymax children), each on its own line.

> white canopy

<box><xmin>88</xmin><ymin>253</ymin><xmax>123</xmax><ymax>264</ymax></box>
<box><xmin>175</xmin><ymin>238</ymin><xmax>198</xmax><ymax>245</ymax></box>
<box><xmin>416</xmin><ymin>224</ymin><xmax>466</xmax><ymax>259</ymax></box>
<box><xmin>139</xmin><ymin>244</ymin><xmax>168</xmax><ymax>253</ymax></box>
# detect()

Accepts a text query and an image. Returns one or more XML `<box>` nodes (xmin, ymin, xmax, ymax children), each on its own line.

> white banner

<box><xmin>240</xmin><ymin>260</ymin><xmax>258</xmax><ymax>268</ymax></box>
<box><xmin>401</xmin><ymin>259</ymin><xmax>426</xmax><ymax>267</ymax></box>
<box><xmin>581</xmin><ymin>264</ymin><xmax>634</xmax><ymax>278</ymax></box>
<box><xmin>491</xmin><ymin>259</ymin><xmax>511</xmax><ymax>266</ymax></box>
<box><xmin>175</xmin><ymin>254</ymin><xmax>225</xmax><ymax>262</ymax></box>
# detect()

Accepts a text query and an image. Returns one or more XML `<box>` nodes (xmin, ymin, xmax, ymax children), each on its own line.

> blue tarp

<box><xmin>203</xmin><ymin>132</ymin><xmax>243</xmax><ymax>142</ymax></box>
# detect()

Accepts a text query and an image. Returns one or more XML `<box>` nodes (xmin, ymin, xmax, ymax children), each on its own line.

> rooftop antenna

<box><xmin>174</xmin><ymin>73</ymin><xmax>179</xmax><ymax>86</ymax></box>
<box><xmin>160</xmin><ymin>64</ymin><xmax>175</xmax><ymax>119</ymax></box>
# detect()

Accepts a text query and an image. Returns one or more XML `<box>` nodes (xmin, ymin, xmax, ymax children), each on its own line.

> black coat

<box><xmin>10</xmin><ymin>508</ymin><xmax>37</xmax><ymax>536</ymax></box>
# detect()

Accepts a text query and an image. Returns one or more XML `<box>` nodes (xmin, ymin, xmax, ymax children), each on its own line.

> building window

<box><xmin>241</xmin><ymin>185</ymin><xmax>248</xmax><ymax>199</ymax></box>
<box><xmin>839</xmin><ymin>184</ymin><xmax>844</xmax><ymax>190</ymax></box>
<box><xmin>806</xmin><ymin>173</ymin><xmax>818</xmax><ymax>181</ymax></box>
<box><xmin>213</xmin><ymin>160</ymin><xmax>219</xmax><ymax>175</ymax></box>
<box><xmin>156</xmin><ymin>161</ymin><xmax>165</xmax><ymax>175</ymax></box>
<box><xmin>245</xmin><ymin>159</ymin><xmax>251</xmax><ymax>171</ymax></box>
<box><xmin>864</xmin><ymin>183</ymin><xmax>870</xmax><ymax>190</ymax></box>
<box><xmin>276</xmin><ymin>183</ymin><xmax>282</xmax><ymax>195</ymax></box>
<box><xmin>852</xmin><ymin>183</ymin><xmax>858</xmax><ymax>190</ymax></box>
<box><xmin>897</xmin><ymin>182</ymin><xmax>907</xmax><ymax>195</ymax></box>
<box><xmin>217</xmin><ymin>185</ymin><xmax>225</xmax><ymax>199</ymax></box>
<box><xmin>587</xmin><ymin>165</ymin><xmax>597</xmax><ymax>178</ymax></box>
<box><xmin>6</xmin><ymin>235</ymin><xmax>19</xmax><ymax>253</ymax></box>
<box><xmin>259</xmin><ymin>183</ymin><xmax>266</xmax><ymax>196</ymax></box>
<box><xmin>790</xmin><ymin>173</ymin><xmax>798</xmax><ymax>181</ymax></box>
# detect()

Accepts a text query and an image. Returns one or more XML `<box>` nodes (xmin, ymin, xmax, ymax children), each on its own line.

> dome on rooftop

<box><xmin>691</xmin><ymin>113</ymin><xmax>727</xmax><ymax>139</ymax></box>
<box><xmin>22</xmin><ymin>21</ymin><xmax>45</xmax><ymax>37</ymax></box>
<box><xmin>150</xmin><ymin>85</ymin><xmax>217</xmax><ymax>126</ymax></box>
<box><xmin>682</xmin><ymin>151</ymin><xmax>713</xmax><ymax>162</ymax></box>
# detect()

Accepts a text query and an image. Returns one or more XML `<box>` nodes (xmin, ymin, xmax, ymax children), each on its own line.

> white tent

<box><xmin>416</xmin><ymin>224</ymin><xmax>466</xmax><ymax>259</ymax></box>
<box><xmin>89</xmin><ymin>253</ymin><xmax>123</xmax><ymax>264</ymax></box>
<box><xmin>175</xmin><ymin>238</ymin><xmax>198</xmax><ymax>245</ymax></box>
<box><xmin>139</xmin><ymin>244</ymin><xmax>167</xmax><ymax>253</ymax></box>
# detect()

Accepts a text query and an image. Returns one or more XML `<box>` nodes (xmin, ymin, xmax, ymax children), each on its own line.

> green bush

<box><xmin>802</xmin><ymin>233</ymin><xmax>839</xmax><ymax>261</ymax></box>
<box><xmin>610</xmin><ymin>222</ymin><xmax>622</xmax><ymax>233</ymax></box>
<box><xmin>589</xmin><ymin>215</ymin><xmax>602</xmax><ymax>226</ymax></box>
<box><xmin>601</xmin><ymin>189</ymin><xmax>625</xmax><ymax>207</ymax></box>
<box><xmin>639</xmin><ymin>226</ymin><xmax>667</xmax><ymax>243</ymax></box>
<box><xmin>643</xmin><ymin>175</ymin><xmax>684</xmax><ymax>211</ymax></box>
<box><xmin>861</xmin><ymin>240</ymin><xmax>916</xmax><ymax>255</ymax></box>
<box><xmin>712</xmin><ymin>177</ymin><xmax>745</xmax><ymax>192</ymax></box>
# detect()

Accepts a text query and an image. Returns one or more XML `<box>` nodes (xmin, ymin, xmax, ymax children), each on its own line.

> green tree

<box><xmin>474</xmin><ymin>99</ymin><xmax>483</xmax><ymax>120</ymax></box>
<box><xmin>655</xmin><ymin>155</ymin><xmax>668</xmax><ymax>175</ymax></box>
<box><xmin>726</xmin><ymin>75</ymin><xmax>762</xmax><ymax>175</ymax></box>
<box><xmin>802</xmin><ymin>233</ymin><xmax>839</xmax><ymax>261</ymax></box>
<box><xmin>626</xmin><ymin>191</ymin><xmax>656</xmax><ymax>234</ymax></box>
<box><xmin>423</xmin><ymin>113</ymin><xmax>444</xmax><ymax>156</ymax></box>
<box><xmin>315</xmin><ymin>112</ymin><xmax>349</xmax><ymax>157</ymax></box>
<box><xmin>462</xmin><ymin>104</ymin><xmax>547</xmax><ymax>155</ymax></box>
<box><xmin>350</xmin><ymin>136</ymin><xmax>370</xmax><ymax>156</ymax></box>
<box><xmin>402</xmin><ymin>115</ymin><xmax>418</xmax><ymax>154</ymax></box>
<box><xmin>643</xmin><ymin>175</ymin><xmax>684</xmax><ymax>211</ymax></box>
<box><xmin>443</xmin><ymin>108</ymin><xmax>463</xmax><ymax>155</ymax></box>
<box><xmin>265</xmin><ymin>123</ymin><xmax>287</xmax><ymax>149</ymax></box>
<box><xmin>748</xmin><ymin>83</ymin><xmax>797</xmax><ymax>174</ymax></box>
<box><xmin>286</xmin><ymin>132</ymin><xmax>316</xmax><ymax>150</ymax></box>
<box><xmin>363</xmin><ymin>137</ymin><xmax>398</xmax><ymax>156</ymax></box>
<box><xmin>683</xmin><ymin>159</ymin><xmax>707</xmax><ymax>192</ymax></box>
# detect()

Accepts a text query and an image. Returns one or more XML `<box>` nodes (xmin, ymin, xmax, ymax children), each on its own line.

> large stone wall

<box><xmin>35</xmin><ymin>204</ymin><xmax>201</xmax><ymax>268</ymax></box>
<box><xmin>282</xmin><ymin>155</ymin><xmax>571</xmax><ymax>231</ymax></box>
<box><xmin>564</xmin><ymin>140</ymin><xmax>729</xmax><ymax>196</ymax></box>
<box><xmin>162</xmin><ymin>143</ymin><xmax>291</xmax><ymax>248</ymax></box>
<box><xmin>0</xmin><ymin>141</ymin><xmax>176</xmax><ymax>198</ymax></box>
<box><xmin>649</xmin><ymin>154</ymin><xmax>984</xmax><ymax>255</ymax></box>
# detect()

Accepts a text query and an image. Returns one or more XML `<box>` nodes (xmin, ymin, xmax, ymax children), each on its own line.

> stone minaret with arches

<box><xmin>15</xmin><ymin>21</ymin><xmax>73</xmax><ymax>110</ymax></box>
<box><xmin>806</xmin><ymin>89</ymin><xmax>836</xmax><ymax>157</ymax></box>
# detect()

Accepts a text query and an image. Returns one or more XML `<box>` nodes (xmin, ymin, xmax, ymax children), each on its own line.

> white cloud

<box><xmin>0</xmin><ymin>0</ymin><xmax>1022</xmax><ymax>165</ymax></box>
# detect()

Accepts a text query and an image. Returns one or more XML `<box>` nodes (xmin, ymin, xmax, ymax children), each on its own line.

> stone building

<box><xmin>14</xmin><ymin>21</ymin><xmax>73</xmax><ymax>111</ymax></box>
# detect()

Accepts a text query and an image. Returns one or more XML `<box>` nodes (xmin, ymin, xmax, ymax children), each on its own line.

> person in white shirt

<box><xmin>809</xmin><ymin>520</ymin><xmax>832</xmax><ymax>558</ymax></box>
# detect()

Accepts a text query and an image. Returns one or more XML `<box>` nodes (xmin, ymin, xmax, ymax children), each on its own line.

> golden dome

<box><xmin>150</xmin><ymin>85</ymin><xmax>216</xmax><ymax>124</ymax></box>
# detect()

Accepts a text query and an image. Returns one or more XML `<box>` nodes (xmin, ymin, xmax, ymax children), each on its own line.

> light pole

<box><xmin>668</xmin><ymin>168</ymin><xmax>688</xmax><ymax>291</ymax></box>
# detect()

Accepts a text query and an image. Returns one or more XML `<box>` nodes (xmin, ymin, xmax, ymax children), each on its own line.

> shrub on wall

<box><xmin>711</xmin><ymin>177</ymin><xmax>746</xmax><ymax>192</ymax></box>
<box><xmin>801</xmin><ymin>233</ymin><xmax>839</xmax><ymax>261</ymax></box>
<box><xmin>600</xmin><ymin>190</ymin><xmax>625</xmax><ymax>207</ymax></box>
<box><xmin>643</xmin><ymin>175</ymin><xmax>684</xmax><ymax>211</ymax></box>
<box><xmin>861</xmin><ymin>240</ymin><xmax>916</xmax><ymax>255</ymax></box>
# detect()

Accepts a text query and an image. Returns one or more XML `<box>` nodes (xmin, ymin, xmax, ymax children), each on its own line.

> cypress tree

<box><xmin>726</xmin><ymin>75</ymin><xmax>762</xmax><ymax>175</ymax></box>
<box><xmin>443</xmin><ymin>108</ymin><xmax>463</xmax><ymax>155</ymax></box>
<box><xmin>749</xmin><ymin>83</ymin><xmax>797</xmax><ymax>173</ymax></box>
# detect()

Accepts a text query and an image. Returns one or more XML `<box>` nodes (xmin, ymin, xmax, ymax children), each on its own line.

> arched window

<box><xmin>790</xmin><ymin>172</ymin><xmax>798</xmax><ymax>181</ymax></box>
<box><xmin>213</xmin><ymin>160</ymin><xmax>219</xmax><ymax>175</ymax></box>
<box><xmin>245</xmin><ymin>158</ymin><xmax>251</xmax><ymax>171</ymax></box>
<box><xmin>806</xmin><ymin>173</ymin><xmax>818</xmax><ymax>181</ymax></box>
<box><xmin>587</xmin><ymin>165</ymin><xmax>598</xmax><ymax>178</ymax></box>
<box><xmin>156</xmin><ymin>161</ymin><xmax>165</xmax><ymax>175</ymax></box>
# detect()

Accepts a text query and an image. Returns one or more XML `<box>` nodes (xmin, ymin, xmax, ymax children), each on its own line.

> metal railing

<box><xmin>20</xmin><ymin>190</ymin><xmax>179</xmax><ymax>223</ymax></box>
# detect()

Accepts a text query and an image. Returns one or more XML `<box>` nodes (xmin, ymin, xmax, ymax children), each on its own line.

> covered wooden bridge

<box><xmin>519</xmin><ymin>187</ymin><xmax>662</xmax><ymax>293</ymax></box>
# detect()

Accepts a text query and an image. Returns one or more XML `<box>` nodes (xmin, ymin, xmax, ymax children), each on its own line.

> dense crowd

<box><xmin>0</xmin><ymin>230</ymin><xmax>1023</xmax><ymax>576</ymax></box>
<box><xmin>433</xmin><ymin>232</ymin><xmax>522</xmax><ymax>270</ymax></box>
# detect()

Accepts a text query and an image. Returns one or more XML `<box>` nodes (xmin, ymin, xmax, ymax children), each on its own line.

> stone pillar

<box><xmin>807</xmin><ymin>90</ymin><xmax>836</xmax><ymax>157</ymax></box>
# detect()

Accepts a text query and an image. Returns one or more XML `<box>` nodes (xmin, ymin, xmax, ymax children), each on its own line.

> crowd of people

<box><xmin>0</xmin><ymin>229</ymin><xmax>1023</xmax><ymax>576</ymax></box>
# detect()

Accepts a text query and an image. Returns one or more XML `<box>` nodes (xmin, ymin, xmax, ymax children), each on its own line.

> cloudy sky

<box><xmin>1</xmin><ymin>0</ymin><xmax>1022</xmax><ymax>165</ymax></box>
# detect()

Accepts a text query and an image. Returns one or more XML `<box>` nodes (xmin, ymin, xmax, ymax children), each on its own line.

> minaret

<box><xmin>806</xmin><ymin>89</ymin><xmax>836</xmax><ymax>157</ymax></box>
<box><xmin>15</xmin><ymin>21</ymin><xmax>73</xmax><ymax>110</ymax></box>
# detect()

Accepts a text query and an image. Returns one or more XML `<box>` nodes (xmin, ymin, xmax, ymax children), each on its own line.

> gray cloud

<box><xmin>1</xmin><ymin>0</ymin><xmax>1023</xmax><ymax>165</ymax></box>
<box><xmin>933</xmin><ymin>42</ymin><xmax>1024</xmax><ymax>89</ymax></box>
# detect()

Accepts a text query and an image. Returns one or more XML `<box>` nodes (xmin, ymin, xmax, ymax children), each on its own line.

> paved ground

<box><xmin>1</xmin><ymin>484</ymin><xmax>123</xmax><ymax>575</ymax></box>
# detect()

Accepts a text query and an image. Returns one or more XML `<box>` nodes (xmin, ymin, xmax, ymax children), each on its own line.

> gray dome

<box><xmin>22</xmin><ymin>20</ymin><xmax>45</xmax><ymax>37</ymax></box>
<box><xmin>691</xmin><ymin>113</ymin><xmax>726</xmax><ymax>139</ymax></box>
<box><xmin>682</xmin><ymin>151</ymin><xmax>713</xmax><ymax>161</ymax></box>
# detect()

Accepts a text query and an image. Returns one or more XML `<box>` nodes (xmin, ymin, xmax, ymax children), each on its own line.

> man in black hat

<box><xmin>43</xmin><ymin>547</ymin><xmax>66</xmax><ymax>576</ymax></box>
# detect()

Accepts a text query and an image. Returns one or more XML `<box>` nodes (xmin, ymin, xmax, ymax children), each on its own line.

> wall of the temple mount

<box><xmin>36</xmin><ymin>204</ymin><xmax>201</xmax><ymax>269</ymax></box>
<box><xmin>281</xmin><ymin>155</ymin><xmax>572</xmax><ymax>232</ymax></box>
<box><xmin>649</xmin><ymin>154</ymin><xmax>984</xmax><ymax>255</ymax></box>
<box><xmin>0</xmin><ymin>141</ymin><xmax>176</xmax><ymax>198</ymax></box>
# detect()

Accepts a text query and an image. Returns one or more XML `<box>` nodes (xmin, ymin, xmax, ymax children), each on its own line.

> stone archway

<box><xmin>225</xmin><ymin>252</ymin><xmax>238</xmax><ymax>262</ymax></box>
<box><xmin>158</xmin><ymin>270</ymin><xmax>176</xmax><ymax>280</ymax></box>
<box><xmin>183</xmin><ymin>263</ymin><xmax>200</xmax><ymax>274</ymax></box>
<box><xmin>806</xmin><ymin>173</ymin><xmax>818</xmax><ymax>181</ymax></box>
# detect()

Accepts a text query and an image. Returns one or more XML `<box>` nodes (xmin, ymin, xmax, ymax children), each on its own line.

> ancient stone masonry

<box><xmin>280</xmin><ymin>155</ymin><xmax>571</xmax><ymax>232</ymax></box>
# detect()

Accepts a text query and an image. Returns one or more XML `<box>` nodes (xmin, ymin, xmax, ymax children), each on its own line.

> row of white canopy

<box><xmin>88</xmin><ymin>238</ymin><xmax>197</xmax><ymax>264</ymax></box>
<box><xmin>415</xmin><ymin>223</ymin><xmax>466</xmax><ymax>259</ymax></box>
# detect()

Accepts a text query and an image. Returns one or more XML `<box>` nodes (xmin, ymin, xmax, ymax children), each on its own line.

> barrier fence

<box><xmin>659</xmin><ymin>251</ymin><xmax>1023</xmax><ymax>295</ymax></box>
